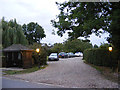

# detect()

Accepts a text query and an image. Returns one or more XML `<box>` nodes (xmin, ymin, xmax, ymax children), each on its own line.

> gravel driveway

<box><xmin>7</xmin><ymin>57</ymin><xmax>118</xmax><ymax>88</ymax></box>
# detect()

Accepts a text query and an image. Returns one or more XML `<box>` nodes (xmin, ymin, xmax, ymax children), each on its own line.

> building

<box><xmin>3</xmin><ymin>44</ymin><xmax>34</xmax><ymax>68</ymax></box>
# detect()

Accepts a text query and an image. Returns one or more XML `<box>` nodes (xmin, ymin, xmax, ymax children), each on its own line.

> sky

<box><xmin>0</xmin><ymin>0</ymin><xmax>109</xmax><ymax>46</ymax></box>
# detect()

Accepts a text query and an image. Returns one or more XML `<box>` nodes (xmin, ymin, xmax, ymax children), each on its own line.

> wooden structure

<box><xmin>3</xmin><ymin>44</ymin><xmax>34</xmax><ymax>68</ymax></box>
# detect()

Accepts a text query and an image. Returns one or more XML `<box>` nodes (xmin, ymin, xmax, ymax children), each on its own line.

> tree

<box><xmin>99</xmin><ymin>43</ymin><xmax>110</xmax><ymax>49</ymax></box>
<box><xmin>63</xmin><ymin>39</ymin><xmax>92</xmax><ymax>53</ymax></box>
<box><xmin>22</xmin><ymin>22</ymin><xmax>46</xmax><ymax>45</ymax></box>
<box><xmin>51</xmin><ymin>39</ymin><xmax>92</xmax><ymax>53</ymax></box>
<box><xmin>63</xmin><ymin>39</ymin><xmax>82</xmax><ymax>53</ymax></box>
<box><xmin>51</xmin><ymin>2</ymin><xmax>120</xmax><ymax>51</ymax></box>
<box><xmin>0</xmin><ymin>20</ymin><xmax>2</xmax><ymax>49</ymax></box>
<box><xmin>51</xmin><ymin>43</ymin><xmax>63</xmax><ymax>53</ymax></box>
<box><xmin>108</xmin><ymin>3</ymin><xmax>120</xmax><ymax>51</ymax></box>
<box><xmin>94</xmin><ymin>44</ymin><xmax>98</xmax><ymax>48</ymax></box>
<box><xmin>1</xmin><ymin>18</ymin><xmax>28</xmax><ymax>48</ymax></box>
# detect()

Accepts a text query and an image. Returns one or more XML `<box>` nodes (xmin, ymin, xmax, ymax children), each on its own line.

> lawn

<box><xmin>3</xmin><ymin>65</ymin><xmax>48</xmax><ymax>75</ymax></box>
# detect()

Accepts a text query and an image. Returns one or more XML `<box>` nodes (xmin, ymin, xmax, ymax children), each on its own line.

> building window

<box><xmin>18</xmin><ymin>53</ymin><xmax>21</xmax><ymax>60</ymax></box>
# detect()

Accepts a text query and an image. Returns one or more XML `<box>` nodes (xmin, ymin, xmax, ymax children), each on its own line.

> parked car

<box><xmin>48</xmin><ymin>53</ymin><xmax>59</xmax><ymax>61</ymax></box>
<box><xmin>58</xmin><ymin>52</ymin><xmax>68</xmax><ymax>58</ymax></box>
<box><xmin>75</xmin><ymin>52</ymin><xmax>83</xmax><ymax>57</ymax></box>
<box><xmin>67</xmin><ymin>52</ymin><xmax>76</xmax><ymax>58</ymax></box>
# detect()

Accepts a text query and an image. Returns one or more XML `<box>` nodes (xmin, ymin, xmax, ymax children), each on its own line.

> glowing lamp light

<box><xmin>36</xmin><ymin>48</ymin><xmax>40</xmax><ymax>53</ymax></box>
<box><xmin>109</xmin><ymin>46</ymin><xmax>112</xmax><ymax>52</ymax></box>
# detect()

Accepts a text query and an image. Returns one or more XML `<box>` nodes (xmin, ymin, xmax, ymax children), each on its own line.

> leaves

<box><xmin>51</xmin><ymin>39</ymin><xmax>93</xmax><ymax>53</ymax></box>
<box><xmin>51</xmin><ymin>2</ymin><xmax>120</xmax><ymax>51</ymax></box>
<box><xmin>1</xmin><ymin>18</ymin><xmax>28</xmax><ymax>48</ymax></box>
<box><xmin>22</xmin><ymin>22</ymin><xmax>46</xmax><ymax>44</ymax></box>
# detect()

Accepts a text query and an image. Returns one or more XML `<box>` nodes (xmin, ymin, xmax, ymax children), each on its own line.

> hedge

<box><xmin>83</xmin><ymin>48</ymin><xmax>118</xmax><ymax>67</ymax></box>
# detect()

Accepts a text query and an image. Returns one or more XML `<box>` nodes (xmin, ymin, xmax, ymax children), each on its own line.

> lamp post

<box><xmin>36</xmin><ymin>48</ymin><xmax>40</xmax><ymax>68</ymax></box>
<box><xmin>108</xmin><ymin>45</ymin><xmax>113</xmax><ymax>69</ymax></box>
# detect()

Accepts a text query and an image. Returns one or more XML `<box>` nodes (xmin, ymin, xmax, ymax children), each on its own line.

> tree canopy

<box><xmin>51</xmin><ymin>43</ymin><xmax>63</xmax><ymax>53</ymax></box>
<box><xmin>93</xmin><ymin>44</ymin><xmax>98</xmax><ymax>48</ymax></box>
<box><xmin>22</xmin><ymin>22</ymin><xmax>46</xmax><ymax>45</ymax></box>
<box><xmin>51</xmin><ymin>39</ymin><xmax>93</xmax><ymax>53</ymax></box>
<box><xmin>1</xmin><ymin>18</ymin><xmax>28</xmax><ymax>48</ymax></box>
<box><xmin>63</xmin><ymin>39</ymin><xmax>92</xmax><ymax>53</ymax></box>
<box><xmin>0</xmin><ymin>21</ymin><xmax>2</xmax><ymax>49</ymax></box>
<box><xmin>51</xmin><ymin>2</ymin><xmax>120</xmax><ymax>50</ymax></box>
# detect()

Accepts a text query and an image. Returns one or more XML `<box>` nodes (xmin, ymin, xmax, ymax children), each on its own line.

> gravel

<box><xmin>7</xmin><ymin>57</ymin><xmax>118</xmax><ymax>88</ymax></box>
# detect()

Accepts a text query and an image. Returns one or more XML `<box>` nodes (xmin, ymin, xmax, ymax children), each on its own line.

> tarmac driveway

<box><xmin>7</xmin><ymin>57</ymin><xmax>118</xmax><ymax>88</ymax></box>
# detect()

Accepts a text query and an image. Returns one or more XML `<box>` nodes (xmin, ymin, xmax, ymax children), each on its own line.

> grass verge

<box><xmin>83</xmin><ymin>60</ymin><xmax>118</xmax><ymax>83</ymax></box>
<box><xmin>3</xmin><ymin>65</ymin><xmax>48</xmax><ymax>75</ymax></box>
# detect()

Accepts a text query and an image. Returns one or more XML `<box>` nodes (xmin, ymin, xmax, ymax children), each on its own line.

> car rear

<box><xmin>58</xmin><ymin>52</ymin><xmax>68</xmax><ymax>58</ymax></box>
<box><xmin>48</xmin><ymin>53</ymin><xmax>59</xmax><ymax>61</ymax></box>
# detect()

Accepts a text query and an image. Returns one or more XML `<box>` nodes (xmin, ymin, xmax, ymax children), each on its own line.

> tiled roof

<box><xmin>3</xmin><ymin>44</ymin><xmax>33</xmax><ymax>52</ymax></box>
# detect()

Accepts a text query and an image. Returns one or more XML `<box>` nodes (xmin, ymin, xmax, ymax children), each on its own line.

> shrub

<box><xmin>83</xmin><ymin>48</ymin><xmax>118</xmax><ymax>68</ymax></box>
<box><xmin>39</xmin><ymin>47</ymin><xmax>47</xmax><ymax>65</ymax></box>
<box><xmin>28</xmin><ymin>43</ymin><xmax>47</xmax><ymax>66</ymax></box>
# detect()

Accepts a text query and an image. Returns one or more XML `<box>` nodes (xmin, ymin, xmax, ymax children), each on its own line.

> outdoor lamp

<box><xmin>109</xmin><ymin>45</ymin><xmax>112</xmax><ymax>52</ymax></box>
<box><xmin>36</xmin><ymin>48</ymin><xmax>40</xmax><ymax>53</ymax></box>
<box><xmin>36</xmin><ymin>48</ymin><xmax>40</xmax><ymax>68</ymax></box>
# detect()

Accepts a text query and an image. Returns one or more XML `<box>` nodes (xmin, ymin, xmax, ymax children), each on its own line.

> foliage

<box><xmin>0</xmin><ymin>21</ymin><xmax>2</xmax><ymax>49</ymax></box>
<box><xmin>22</xmin><ymin>22</ymin><xmax>46</xmax><ymax>44</ymax></box>
<box><xmin>93</xmin><ymin>44</ymin><xmax>98</xmax><ymax>48</ymax></box>
<box><xmin>42</xmin><ymin>43</ymin><xmax>52</xmax><ymax>56</ymax></box>
<box><xmin>83</xmin><ymin>48</ymin><xmax>118</xmax><ymax>68</ymax></box>
<box><xmin>107</xmin><ymin>3</ymin><xmax>120</xmax><ymax>51</ymax></box>
<box><xmin>99</xmin><ymin>43</ymin><xmax>110</xmax><ymax>49</ymax></box>
<box><xmin>28</xmin><ymin>43</ymin><xmax>47</xmax><ymax>66</ymax></box>
<box><xmin>0</xmin><ymin>44</ymin><xmax>2</xmax><ymax>49</ymax></box>
<box><xmin>39</xmin><ymin>47</ymin><xmax>48</xmax><ymax>65</ymax></box>
<box><xmin>63</xmin><ymin>39</ymin><xmax>92</xmax><ymax>53</ymax></box>
<box><xmin>51</xmin><ymin>43</ymin><xmax>63</xmax><ymax>53</ymax></box>
<box><xmin>1</xmin><ymin>18</ymin><xmax>28</xmax><ymax>48</ymax></box>
<box><xmin>51</xmin><ymin>2</ymin><xmax>120</xmax><ymax>51</ymax></box>
<box><xmin>50</xmin><ymin>39</ymin><xmax>93</xmax><ymax>53</ymax></box>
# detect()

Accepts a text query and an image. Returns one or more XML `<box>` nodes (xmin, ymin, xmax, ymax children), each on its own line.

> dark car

<box><xmin>58</xmin><ymin>52</ymin><xmax>68</xmax><ymax>58</ymax></box>
<box><xmin>48</xmin><ymin>53</ymin><xmax>59</xmax><ymax>61</ymax></box>
<box><xmin>67</xmin><ymin>52</ymin><xmax>76</xmax><ymax>58</ymax></box>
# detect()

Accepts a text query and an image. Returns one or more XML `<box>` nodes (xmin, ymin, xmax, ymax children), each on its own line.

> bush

<box><xmin>83</xmin><ymin>48</ymin><xmax>118</xmax><ymax>68</ymax></box>
<box><xmin>28</xmin><ymin>43</ymin><xmax>47</xmax><ymax>66</ymax></box>
<box><xmin>39</xmin><ymin>47</ymin><xmax>47</xmax><ymax>65</ymax></box>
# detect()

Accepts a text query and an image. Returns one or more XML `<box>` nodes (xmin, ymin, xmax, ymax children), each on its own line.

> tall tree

<box><xmin>1</xmin><ymin>18</ymin><xmax>28</xmax><ymax>48</ymax></box>
<box><xmin>51</xmin><ymin>43</ymin><xmax>63</xmax><ymax>53</ymax></box>
<box><xmin>51</xmin><ymin>39</ymin><xmax>92</xmax><ymax>53</ymax></box>
<box><xmin>0</xmin><ymin>20</ymin><xmax>2</xmax><ymax>49</ymax></box>
<box><xmin>93</xmin><ymin>44</ymin><xmax>98</xmax><ymax>48</ymax></box>
<box><xmin>63</xmin><ymin>39</ymin><xmax>92</xmax><ymax>53</ymax></box>
<box><xmin>22</xmin><ymin>22</ymin><xmax>46</xmax><ymax>45</ymax></box>
<box><xmin>51</xmin><ymin>2</ymin><xmax>120</xmax><ymax>50</ymax></box>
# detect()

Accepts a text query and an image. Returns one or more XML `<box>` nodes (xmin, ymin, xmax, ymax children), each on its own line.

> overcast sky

<box><xmin>0</xmin><ymin>0</ymin><xmax>109</xmax><ymax>46</ymax></box>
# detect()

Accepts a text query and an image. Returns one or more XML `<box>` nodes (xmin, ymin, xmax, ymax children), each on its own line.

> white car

<box><xmin>75</xmin><ymin>52</ymin><xmax>83</xmax><ymax>57</ymax></box>
<box><xmin>48</xmin><ymin>53</ymin><xmax>59</xmax><ymax>61</ymax></box>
